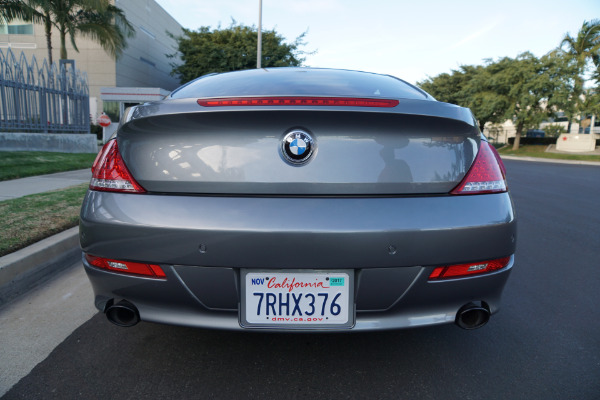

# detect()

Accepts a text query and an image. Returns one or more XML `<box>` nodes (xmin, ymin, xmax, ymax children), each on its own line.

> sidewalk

<box><xmin>0</xmin><ymin>168</ymin><xmax>91</xmax><ymax>201</ymax></box>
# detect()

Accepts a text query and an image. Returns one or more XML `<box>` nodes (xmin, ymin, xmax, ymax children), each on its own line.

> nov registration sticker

<box><xmin>240</xmin><ymin>270</ymin><xmax>354</xmax><ymax>329</ymax></box>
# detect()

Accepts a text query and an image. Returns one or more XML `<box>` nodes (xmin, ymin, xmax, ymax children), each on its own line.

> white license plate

<box><xmin>240</xmin><ymin>270</ymin><xmax>354</xmax><ymax>329</ymax></box>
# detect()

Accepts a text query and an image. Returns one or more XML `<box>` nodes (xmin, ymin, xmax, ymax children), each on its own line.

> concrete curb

<box><xmin>500</xmin><ymin>155</ymin><xmax>600</xmax><ymax>166</ymax></box>
<box><xmin>0</xmin><ymin>227</ymin><xmax>80</xmax><ymax>306</ymax></box>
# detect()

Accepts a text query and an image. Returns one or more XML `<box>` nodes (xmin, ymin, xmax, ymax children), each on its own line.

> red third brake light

<box><xmin>90</xmin><ymin>139</ymin><xmax>145</xmax><ymax>193</ymax></box>
<box><xmin>451</xmin><ymin>141</ymin><xmax>507</xmax><ymax>195</ymax></box>
<box><xmin>197</xmin><ymin>96</ymin><xmax>399</xmax><ymax>108</ymax></box>
<box><xmin>429</xmin><ymin>257</ymin><xmax>511</xmax><ymax>280</ymax></box>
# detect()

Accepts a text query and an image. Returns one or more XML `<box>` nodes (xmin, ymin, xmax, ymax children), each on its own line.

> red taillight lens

<box><xmin>489</xmin><ymin>143</ymin><xmax>507</xmax><ymax>177</ymax></box>
<box><xmin>429</xmin><ymin>257</ymin><xmax>511</xmax><ymax>280</ymax></box>
<box><xmin>451</xmin><ymin>141</ymin><xmax>507</xmax><ymax>195</ymax></box>
<box><xmin>197</xmin><ymin>96</ymin><xmax>399</xmax><ymax>108</ymax></box>
<box><xmin>85</xmin><ymin>254</ymin><xmax>166</xmax><ymax>279</ymax></box>
<box><xmin>90</xmin><ymin>139</ymin><xmax>145</xmax><ymax>193</ymax></box>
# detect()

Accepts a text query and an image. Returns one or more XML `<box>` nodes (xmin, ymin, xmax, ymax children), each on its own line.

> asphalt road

<box><xmin>2</xmin><ymin>160</ymin><xmax>599</xmax><ymax>400</ymax></box>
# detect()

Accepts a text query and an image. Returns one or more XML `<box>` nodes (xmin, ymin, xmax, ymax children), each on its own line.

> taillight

<box><xmin>451</xmin><ymin>141</ymin><xmax>507</xmax><ymax>195</ymax></box>
<box><xmin>85</xmin><ymin>254</ymin><xmax>166</xmax><ymax>279</ymax></box>
<box><xmin>489</xmin><ymin>143</ymin><xmax>507</xmax><ymax>177</ymax></box>
<box><xmin>429</xmin><ymin>257</ymin><xmax>511</xmax><ymax>280</ymax></box>
<box><xmin>197</xmin><ymin>96</ymin><xmax>399</xmax><ymax>108</ymax></box>
<box><xmin>90</xmin><ymin>139</ymin><xmax>145</xmax><ymax>193</ymax></box>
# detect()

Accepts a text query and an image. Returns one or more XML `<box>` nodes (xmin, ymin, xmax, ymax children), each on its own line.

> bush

<box><xmin>544</xmin><ymin>124</ymin><xmax>567</xmax><ymax>137</ymax></box>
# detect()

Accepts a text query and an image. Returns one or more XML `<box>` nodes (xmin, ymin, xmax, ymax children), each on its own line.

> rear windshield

<box><xmin>170</xmin><ymin>68</ymin><xmax>429</xmax><ymax>100</ymax></box>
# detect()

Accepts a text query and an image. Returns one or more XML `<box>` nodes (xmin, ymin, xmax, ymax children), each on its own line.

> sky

<box><xmin>154</xmin><ymin>0</ymin><xmax>600</xmax><ymax>85</ymax></box>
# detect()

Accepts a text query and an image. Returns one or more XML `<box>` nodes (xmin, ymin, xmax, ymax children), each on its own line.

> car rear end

<box><xmin>80</xmin><ymin>68</ymin><xmax>516</xmax><ymax>331</ymax></box>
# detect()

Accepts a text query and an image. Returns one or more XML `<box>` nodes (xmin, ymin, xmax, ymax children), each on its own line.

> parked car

<box><xmin>80</xmin><ymin>67</ymin><xmax>516</xmax><ymax>331</ymax></box>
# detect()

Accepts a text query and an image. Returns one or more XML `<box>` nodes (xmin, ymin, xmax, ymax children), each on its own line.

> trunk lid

<box><xmin>117</xmin><ymin>99</ymin><xmax>479</xmax><ymax>195</ymax></box>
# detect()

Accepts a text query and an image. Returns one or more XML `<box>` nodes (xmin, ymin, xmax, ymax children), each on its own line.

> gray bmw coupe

<box><xmin>80</xmin><ymin>67</ymin><xmax>516</xmax><ymax>331</ymax></box>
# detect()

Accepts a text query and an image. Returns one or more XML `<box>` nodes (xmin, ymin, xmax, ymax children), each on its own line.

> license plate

<box><xmin>240</xmin><ymin>270</ymin><xmax>354</xmax><ymax>329</ymax></box>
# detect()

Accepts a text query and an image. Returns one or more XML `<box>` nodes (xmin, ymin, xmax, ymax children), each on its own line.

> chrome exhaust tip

<box><xmin>455</xmin><ymin>302</ymin><xmax>491</xmax><ymax>330</ymax></box>
<box><xmin>106</xmin><ymin>300</ymin><xmax>140</xmax><ymax>327</ymax></box>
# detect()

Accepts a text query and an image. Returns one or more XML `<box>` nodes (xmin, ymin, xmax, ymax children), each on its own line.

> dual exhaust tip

<box><xmin>104</xmin><ymin>299</ymin><xmax>491</xmax><ymax>330</ymax></box>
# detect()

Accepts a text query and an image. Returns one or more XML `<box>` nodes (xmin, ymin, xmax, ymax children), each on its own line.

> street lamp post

<box><xmin>257</xmin><ymin>0</ymin><xmax>262</xmax><ymax>68</ymax></box>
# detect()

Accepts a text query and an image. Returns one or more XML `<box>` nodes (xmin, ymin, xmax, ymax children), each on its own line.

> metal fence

<box><xmin>0</xmin><ymin>48</ymin><xmax>90</xmax><ymax>133</ymax></box>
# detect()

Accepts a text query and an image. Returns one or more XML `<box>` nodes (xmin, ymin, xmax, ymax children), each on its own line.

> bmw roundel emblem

<box><xmin>281</xmin><ymin>130</ymin><xmax>315</xmax><ymax>164</ymax></box>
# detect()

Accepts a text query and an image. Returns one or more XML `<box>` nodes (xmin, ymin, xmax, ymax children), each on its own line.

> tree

<box><xmin>544</xmin><ymin>124</ymin><xmax>567</xmax><ymax>137</ymax></box>
<box><xmin>559</xmin><ymin>19</ymin><xmax>600</xmax><ymax>124</ymax></box>
<box><xmin>419</xmin><ymin>51</ymin><xmax>575</xmax><ymax>149</ymax></box>
<box><xmin>489</xmin><ymin>52</ymin><xmax>573</xmax><ymax>150</ymax></box>
<box><xmin>580</xmin><ymin>89</ymin><xmax>600</xmax><ymax>124</ymax></box>
<box><xmin>1</xmin><ymin>0</ymin><xmax>134</xmax><ymax>65</ymax></box>
<box><xmin>418</xmin><ymin>64</ymin><xmax>509</xmax><ymax>131</ymax></box>
<box><xmin>0</xmin><ymin>0</ymin><xmax>34</xmax><ymax>23</ymax></box>
<box><xmin>170</xmin><ymin>22</ymin><xmax>311</xmax><ymax>84</ymax></box>
<box><xmin>461</xmin><ymin>64</ymin><xmax>512</xmax><ymax>132</ymax></box>
<box><xmin>418</xmin><ymin>68</ymin><xmax>470</xmax><ymax>106</ymax></box>
<box><xmin>538</xmin><ymin>50</ymin><xmax>578</xmax><ymax>122</ymax></box>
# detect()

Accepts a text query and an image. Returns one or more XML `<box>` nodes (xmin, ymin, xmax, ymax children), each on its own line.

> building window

<box><xmin>0</xmin><ymin>22</ymin><xmax>34</xmax><ymax>35</ymax></box>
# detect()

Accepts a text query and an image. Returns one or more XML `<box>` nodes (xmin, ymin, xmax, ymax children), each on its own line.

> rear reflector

<box><xmin>429</xmin><ymin>257</ymin><xmax>511</xmax><ymax>280</ymax></box>
<box><xmin>197</xmin><ymin>97</ymin><xmax>399</xmax><ymax>108</ymax></box>
<box><xmin>85</xmin><ymin>254</ymin><xmax>166</xmax><ymax>279</ymax></box>
<box><xmin>90</xmin><ymin>139</ymin><xmax>146</xmax><ymax>193</ymax></box>
<box><xmin>451</xmin><ymin>141</ymin><xmax>507</xmax><ymax>195</ymax></box>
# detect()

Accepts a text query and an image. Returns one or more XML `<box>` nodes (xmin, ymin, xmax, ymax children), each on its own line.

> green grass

<box><xmin>497</xmin><ymin>145</ymin><xmax>600</xmax><ymax>161</ymax></box>
<box><xmin>0</xmin><ymin>151</ymin><xmax>97</xmax><ymax>181</ymax></box>
<box><xmin>0</xmin><ymin>184</ymin><xmax>87</xmax><ymax>257</ymax></box>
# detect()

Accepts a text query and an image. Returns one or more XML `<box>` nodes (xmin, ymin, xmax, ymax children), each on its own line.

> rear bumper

<box><xmin>83</xmin><ymin>257</ymin><xmax>513</xmax><ymax>331</ymax></box>
<box><xmin>80</xmin><ymin>191</ymin><xmax>516</xmax><ymax>331</ymax></box>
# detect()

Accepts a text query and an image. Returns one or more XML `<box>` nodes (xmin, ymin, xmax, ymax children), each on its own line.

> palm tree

<box><xmin>1</xmin><ymin>0</ymin><xmax>134</xmax><ymax>65</ymax></box>
<box><xmin>1</xmin><ymin>0</ymin><xmax>35</xmax><ymax>23</ymax></box>
<box><xmin>51</xmin><ymin>0</ymin><xmax>135</xmax><ymax>61</ymax></box>
<box><xmin>561</xmin><ymin>20</ymin><xmax>600</xmax><ymax>73</ymax></box>
<box><xmin>560</xmin><ymin>19</ymin><xmax>600</xmax><ymax>127</ymax></box>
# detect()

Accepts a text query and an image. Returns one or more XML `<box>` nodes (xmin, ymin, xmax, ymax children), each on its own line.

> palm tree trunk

<box><xmin>44</xmin><ymin>17</ymin><xmax>52</xmax><ymax>65</ymax></box>
<box><xmin>59</xmin><ymin>29</ymin><xmax>67</xmax><ymax>59</ymax></box>
<box><xmin>572</xmin><ymin>74</ymin><xmax>585</xmax><ymax>132</ymax></box>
